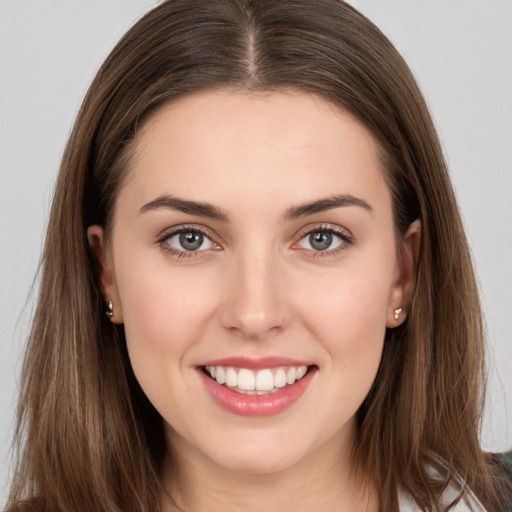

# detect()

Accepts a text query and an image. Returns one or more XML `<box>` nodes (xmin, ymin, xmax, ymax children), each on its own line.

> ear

<box><xmin>87</xmin><ymin>225</ymin><xmax>124</xmax><ymax>324</ymax></box>
<box><xmin>386</xmin><ymin>219</ymin><xmax>421</xmax><ymax>328</ymax></box>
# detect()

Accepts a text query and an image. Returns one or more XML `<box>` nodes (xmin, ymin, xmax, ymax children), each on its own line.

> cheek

<box><xmin>114</xmin><ymin>258</ymin><xmax>219</xmax><ymax>382</ymax></box>
<box><xmin>299</xmin><ymin>271</ymin><xmax>391</xmax><ymax>342</ymax></box>
<box><xmin>292</xmin><ymin>254</ymin><xmax>395</xmax><ymax>379</ymax></box>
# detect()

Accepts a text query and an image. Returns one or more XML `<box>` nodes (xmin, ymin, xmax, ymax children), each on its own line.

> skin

<box><xmin>89</xmin><ymin>90</ymin><xmax>420</xmax><ymax>512</ymax></box>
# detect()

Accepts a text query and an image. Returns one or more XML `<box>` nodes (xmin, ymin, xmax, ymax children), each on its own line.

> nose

<box><xmin>219</xmin><ymin>249</ymin><xmax>289</xmax><ymax>341</ymax></box>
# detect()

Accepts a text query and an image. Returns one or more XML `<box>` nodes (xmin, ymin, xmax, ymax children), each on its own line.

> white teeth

<box><xmin>256</xmin><ymin>369</ymin><xmax>274</xmax><ymax>391</ymax></box>
<box><xmin>286</xmin><ymin>367</ymin><xmax>296</xmax><ymax>385</ymax></box>
<box><xmin>215</xmin><ymin>366</ymin><xmax>226</xmax><ymax>385</ymax></box>
<box><xmin>207</xmin><ymin>365</ymin><xmax>311</xmax><ymax>393</ymax></box>
<box><xmin>225</xmin><ymin>367</ymin><xmax>237</xmax><ymax>387</ymax></box>
<box><xmin>238</xmin><ymin>369</ymin><xmax>256</xmax><ymax>390</ymax></box>
<box><xmin>296</xmin><ymin>366</ymin><xmax>307</xmax><ymax>379</ymax></box>
<box><xmin>274</xmin><ymin>368</ymin><xmax>287</xmax><ymax>388</ymax></box>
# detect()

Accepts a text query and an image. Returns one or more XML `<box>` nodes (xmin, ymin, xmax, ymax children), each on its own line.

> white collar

<box><xmin>398</xmin><ymin>483</ymin><xmax>487</xmax><ymax>511</ymax></box>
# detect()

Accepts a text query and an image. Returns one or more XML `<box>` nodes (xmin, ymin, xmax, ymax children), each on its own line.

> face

<box><xmin>89</xmin><ymin>90</ymin><xmax>417</xmax><ymax>477</ymax></box>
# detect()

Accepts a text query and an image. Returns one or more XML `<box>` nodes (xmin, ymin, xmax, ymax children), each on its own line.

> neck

<box><xmin>160</xmin><ymin>429</ymin><xmax>378</xmax><ymax>512</ymax></box>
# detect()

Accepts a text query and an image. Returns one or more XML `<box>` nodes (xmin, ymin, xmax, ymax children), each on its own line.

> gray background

<box><xmin>1</xmin><ymin>0</ymin><xmax>511</xmax><ymax>502</ymax></box>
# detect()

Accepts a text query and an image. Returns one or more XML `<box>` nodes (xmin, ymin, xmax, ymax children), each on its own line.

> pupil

<box><xmin>310</xmin><ymin>232</ymin><xmax>332</xmax><ymax>251</ymax></box>
<box><xmin>180</xmin><ymin>231</ymin><xmax>203</xmax><ymax>251</ymax></box>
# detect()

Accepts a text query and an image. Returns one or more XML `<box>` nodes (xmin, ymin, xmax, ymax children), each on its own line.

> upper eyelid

<box><xmin>292</xmin><ymin>224</ymin><xmax>354</xmax><ymax>256</ymax></box>
<box><xmin>157</xmin><ymin>224</ymin><xmax>220</xmax><ymax>243</ymax></box>
<box><xmin>157</xmin><ymin>226</ymin><xmax>221</xmax><ymax>257</ymax></box>
<box><xmin>293</xmin><ymin>223</ymin><xmax>353</xmax><ymax>240</ymax></box>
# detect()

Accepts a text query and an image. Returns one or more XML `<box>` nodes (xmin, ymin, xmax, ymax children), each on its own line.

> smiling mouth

<box><xmin>201</xmin><ymin>365</ymin><xmax>314</xmax><ymax>395</ymax></box>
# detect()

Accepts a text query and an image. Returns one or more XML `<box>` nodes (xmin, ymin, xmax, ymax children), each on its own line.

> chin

<box><xmin>209</xmin><ymin>447</ymin><xmax>305</xmax><ymax>475</ymax></box>
<box><xmin>175</xmin><ymin>425</ymin><xmax>315</xmax><ymax>476</ymax></box>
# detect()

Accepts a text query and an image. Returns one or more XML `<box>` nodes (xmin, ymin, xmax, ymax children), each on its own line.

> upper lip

<box><xmin>199</xmin><ymin>356</ymin><xmax>314</xmax><ymax>370</ymax></box>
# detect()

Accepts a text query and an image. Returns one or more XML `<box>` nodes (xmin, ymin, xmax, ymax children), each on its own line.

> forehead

<box><xmin>119</xmin><ymin>89</ymin><xmax>390</xmax><ymax>217</ymax></box>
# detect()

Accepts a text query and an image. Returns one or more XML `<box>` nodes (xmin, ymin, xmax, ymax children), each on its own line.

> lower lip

<box><xmin>198</xmin><ymin>367</ymin><xmax>317</xmax><ymax>417</ymax></box>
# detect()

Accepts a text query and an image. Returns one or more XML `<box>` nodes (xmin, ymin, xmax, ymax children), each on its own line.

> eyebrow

<box><xmin>139</xmin><ymin>193</ymin><xmax>372</xmax><ymax>222</ymax></box>
<box><xmin>283</xmin><ymin>194</ymin><xmax>372</xmax><ymax>220</ymax></box>
<box><xmin>139</xmin><ymin>195</ymin><xmax>230</xmax><ymax>221</ymax></box>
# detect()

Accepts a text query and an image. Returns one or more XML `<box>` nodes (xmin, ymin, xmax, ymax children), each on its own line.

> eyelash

<box><xmin>293</xmin><ymin>223</ymin><xmax>353</xmax><ymax>258</ymax></box>
<box><xmin>157</xmin><ymin>223</ymin><xmax>353</xmax><ymax>259</ymax></box>
<box><xmin>157</xmin><ymin>224</ymin><xmax>220</xmax><ymax>259</ymax></box>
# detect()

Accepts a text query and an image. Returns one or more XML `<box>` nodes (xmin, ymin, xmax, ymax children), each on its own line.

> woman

<box><xmin>6</xmin><ymin>1</ymin><xmax>512</xmax><ymax>511</ymax></box>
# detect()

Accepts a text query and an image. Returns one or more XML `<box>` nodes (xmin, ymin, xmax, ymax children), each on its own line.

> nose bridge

<box><xmin>221</xmin><ymin>243</ymin><xmax>288</xmax><ymax>339</ymax></box>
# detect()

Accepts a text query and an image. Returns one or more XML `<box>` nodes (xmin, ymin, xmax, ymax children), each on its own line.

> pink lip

<box><xmin>198</xmin><ymin>365</ymin><xmax>317</xmax><ymax>417</ymax></box>
<box><xmin>200</xmin><ymin>356</ymin><xmax>312</xmax><ymax>370</ymax></box>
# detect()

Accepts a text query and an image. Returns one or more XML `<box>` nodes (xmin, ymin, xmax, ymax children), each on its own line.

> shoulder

<box><xmin>398</xmin><ymin>485</ymin><xmax>486</xmax><ymax>512</ymax></box>
<box><xmin>399</xmin><ymin>452</ymin><xmax>512</xmax><ymax>512</ymax></box>
<box><xmin>502</xmin><ymin>451</ymin><xmax>512</xmax><ymax>473</ymax></box>
<box><xmin>500</xmin><ymin>451</ymin><xmax>512</xmax><ymax>512</ymax></box>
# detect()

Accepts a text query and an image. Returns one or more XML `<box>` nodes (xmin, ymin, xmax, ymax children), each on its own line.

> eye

<box><xmin>296</xmin><ymin>227</ymin><xmax>351</xmax><ymax>254</ymax></box>
<box><xmin>161</xmin><ymin>228</ymin><xmax>217</xmax><ymax>254</ymax></box>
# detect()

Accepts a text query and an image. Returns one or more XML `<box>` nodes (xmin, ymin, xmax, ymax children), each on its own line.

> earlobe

<box><xmin>386</xmin><ymin>219</ymin><xmax>421</xmax><ymax>328</ymax></box>
<box><xmin>87</xmin><ymin>225</ymin><xmax>124</xmax><ymax>324</ymax></box>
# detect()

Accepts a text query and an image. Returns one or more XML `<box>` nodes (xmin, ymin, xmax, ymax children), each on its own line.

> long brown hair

<box><xmin>7</xmin><ymin>1</ymin><xmax>511</xmax><ymax>511</ymax></box>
